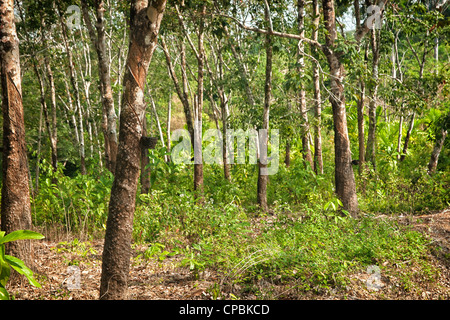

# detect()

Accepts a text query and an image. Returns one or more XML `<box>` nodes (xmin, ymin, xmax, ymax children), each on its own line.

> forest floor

<box><xmin>7</xmin><ymin>208</ymin><xmax>450</xmax><ymax>300</ymax></box>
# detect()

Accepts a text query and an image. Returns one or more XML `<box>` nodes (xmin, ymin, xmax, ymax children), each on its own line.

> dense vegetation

<box><xmin>0</xmin><ymin>0</ymin><xmax>449</xmax><ymax>300</ymax></box>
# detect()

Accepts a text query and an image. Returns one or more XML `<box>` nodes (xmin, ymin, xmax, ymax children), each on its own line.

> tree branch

<box><xmin>217</xmin><ymin>13</ymin><xmax>324</xmax><ymax>51</ymax></box>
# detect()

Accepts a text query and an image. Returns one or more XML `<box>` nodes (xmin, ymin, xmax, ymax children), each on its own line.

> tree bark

<box><xmin>193</xmin><ymin>5</ymin><xmax>206</xmax><ymax>195</ymax></box>
<box><xmin>58</xmin><ymin>5</ymin><xmax>86</xmax><ymax>175</ymax></box>
<box><xmin>44</xmin><ymin>58</ymin><xmax>58</xmax><ymax>172</ymax></box>
<box><xmin>285</xmin><ymin>141</ymin><xmax>291</xmax><ymax>168</ymax></box>
<box><xmin>166</xmin><ymin>92</ymin><xmax>172</xmax><ymax>162</ymax></box>
<box><xmin>322</xmin><ymin>0</ymin><xmax>358</xmax><ymax>216</ymax></box>
<box><xmin>149</xmin><ymin>91</ymin><xmax>168</xmax><ymax>162</ymax></box>
<box><xmin>99</xmin><ymin>0</ymin><xmax>166</xmax><ymax>300</ymax></box>
<box><xmin>297</xmin><ymin>0</ymin><xmax>313</xmax><ymax>168</ymax></box>
<box><xmin>81</xmin><ymin>0</ymin><xmax>118</xmax><ymax>174</ymax></box>
<box><xmin>33</xmin><ymin>63</ymin><xmax>57</xmax><ymax>173</ymax></box>
<box><xmin>140</xmin><ymin>117</ymin><xmax>151</xmax><ymax>194</ymax></box>
<box><xmin>354</xmin><ymin>1</ymin><xmax>367</xmax><ymax>174</ymax></box>
<box><xmin>428</xmin><ymin>127</ymin><xmax>448</xmax><ymax>173</ymax></box>
<box><xmin>366</xmin><ymin>27</ymin><xmax>380</xmax><ymax>170</ymax></box>
<box><xmin>160</xmin><ymin>36</ymin><xmax>195</xmax><ymax>147</ymax></box>
<box><xmin>400</xmin><ymin>112</ymin><xmax>415</xmax><ymax>162</ymax></box>
<box><xmin>312</xmin><ymin>0</ymin><xmax>323</xmax><ymax>174</ymax></box>
<box><xmin>0</xmin><ymin>0</ymin><xmax>34</xmax><ymax>276</ymax></box>
<box><xmin>397</xmin><ymin>115</ymin><xmax>403</xmax><ymax>161</ymax></box>
<box><xmin>257</xmin><ymin>1</ymin><xmax>273</xmax><ymax>213</ymax></box>
<box><xmin>204</xmin><ymin>37</ymin><xmax>231</xmax><ymax>181</ymax></box>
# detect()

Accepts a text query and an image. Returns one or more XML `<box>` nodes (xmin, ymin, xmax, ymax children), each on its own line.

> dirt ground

<box><xmin>6</xmin><ymin>209</ymin><xmax>450</xmax><ymax>300</ymax></box>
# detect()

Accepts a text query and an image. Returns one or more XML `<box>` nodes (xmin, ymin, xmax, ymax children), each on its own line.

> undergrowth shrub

<box><xmin>31</xmin><ymin>161</ymin><xmax>112</xmax><ymax>236</ymax></box>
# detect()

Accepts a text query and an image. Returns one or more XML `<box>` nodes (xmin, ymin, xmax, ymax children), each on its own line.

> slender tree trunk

<box><xmin>312</xmin><ymin>0</ymin><xmax>323</xmax><ymax>174</ymax></box>
<box><xmin>428</xmin><ymin>127</ymin><xmax>448</xmax><ymax>173</ymax></box>
<box><xmin>58</xmin><ymin>6</ymin><xmax>86</xmax><ymax>175</ymax></box>
<box><xmin>221</xmin><ymin>94</ymin><xmax>231</xmax><ymax>181</ymax></box>
<box><xmin>285</xmin><ymin>141</ymin><xmax>291</xmax><ymax>168</ymax></box>
<box><xmin>322</xmin><ymin>0</ymin><xmax>358</xmax><ymax>216</ymax></box>
<box><xmin>298</xmin><ymin>0</ymin><xmax>313</xmax><ymax>168</ymax></box>
<box><xmin>34</xmin><ymin>64</ymin><xmax>57</xmax><ymax>173</ymax></box>
<box><xmin>44</xmin><ymin>58</ymin><xmax>58</xmax><ymax>172</ymax></box>
<box><xmin>35</xmin><ymin>104</ymin><xmax>44</xmax><ymax>193</ymax></box>
<box><xmin>434</xmin><ymin>37</ymin><xmax>439</xmax><ymax>74</ymax></box>
<box><xmin>357</xmin><ymin>79</ymin><xmax>366</xmax><ymax>173</ymax></box>
<box><xmin>192</xmin><ymin>5</ymin><xmax>206</xmax><ymax>195</ymax></box>
<box><xmin>205</xmin><ymin>37</ymin><xmax>231</xmax><ymax>181</ymax></box>
<box><xmin>61</xmin><ymin>76</ymin><xmax>80</xmax><ymax>146</ymax></box>
<box><xmin>257</xmin><ymin>1</ymin><xmax>273</xmax><ymax>213</ymax></box>
<box><xmin>100</xmin><ymin>0</ymin><xmax>166</xmax><ymax>300</ymax></box>
<box><xmin>354</xmin><ymin>1</ymin><xmax>366</xmax><ymax>174</ymax></box>
<box><xmin>397</xmin><ymin>115</ymin><xmax>403</xmax><ymax>161</ymax></box>
<box><xmin>140</xmin><ymin>117</ymin><xmax>151</xmax><ymax>194</ymax></box>
<box><xmin>366</xmin><ymin>28</ymin><xmax>380</xmax><ymax>170</ymax></box>
<box><xmin>400</xmin><ymin>112</ymin><xmax>415</xmax><ymax>162</ymax></box>
<box><xmin>0</xmin><ymin>0</ymin><xmax>34</xmax><ymax>276</ymax></box>
<box><xmin>149</xmin><ymin>91</ymin><xmax>168</xmax><ymax>162</ymax></box>
<box><xmin>160</xmin><ymin>37</ymin><xmax>194</xmax><ymax>146</ymax></box>
<box><xmin>81</xmin><ymin>0</ymin><xmax>118</xmax><ymax>174</ymax></box>
<box><xmin>166</xmin><ymin>92</ymin><xmax>172</xmax><ymax>161</ymax></box>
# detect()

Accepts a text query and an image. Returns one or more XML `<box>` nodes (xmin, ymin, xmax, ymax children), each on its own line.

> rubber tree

<box><xmin>99</xmin><ymin>0</ymin><xmax>167</xmax><ymax>300</ymax></box>
<box><xmin>257</xmin><ymin>0</ymin><xmax>274</xmax><ymax>213</ymax></box>
<box><xmin>81</xmin><ymin>0</ymin><xmax>119</xmax><ymax>174</ymax></box>
<box><xmin>0</xmin><ymin>0</ymin><xmax>35</xmax><ymax>276</ymax></box>
<box><xmin>321</xmin><ymin>0</ymin><xmax>359</xmax><ymax>215</ymax></box>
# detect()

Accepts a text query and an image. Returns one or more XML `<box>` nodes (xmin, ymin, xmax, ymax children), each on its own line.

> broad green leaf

<box><xmin>4</xmin><ymin>255</ymin><xmax>41</xmax><ymax>288</ymax></box>
<box><xmin>0</xmin><ymin>256</ymin><xmax>11</xmax><ymax>287</ymax></box>
<box><xmin>0</xmin><ymin>230</ymin><xmax>45</xmax><ymax>245</ymax></box>
<box><xmin>0</xmin><ymin>286</ymin><xmax>10</xmax><ymax>300</ymax></box>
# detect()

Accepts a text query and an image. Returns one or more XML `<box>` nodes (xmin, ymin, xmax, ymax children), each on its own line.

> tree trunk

<box><xmin>81</xmin><ymin>0</ymin><xmax>118</xmax><ymax>174</ymax></box>
<box><xmin>44</xmin><ymin>58</ymin><xmax>58</xmax><ymax>172</ymax></box>
<box><xmin>204</xmin><ymin>37</ymin><xmax>231</xmax><ymax>181</ymax></box>
<box><xmin>0</xmin><ymin>0</ymin><xmax>34</xmax><ymax>277</ymax></box>
<box><xmin>400</xmin><ymin>112</ymin><xmax>415</xmax><ymax>162</ymax></box>
<box><xmin>140</xmin><ymin>117</ymin><xmax>151</xmax><ymax>194</ymax></box>
<box><xmin>312</xmin><ymin>0</ymin><xmax>323</xmax><ymax>174</ymax></box>
<box><xmin>61</xmin><ymin>76</ymin><xmax>80</xmax><ymax>146</ymax></box>
<box><xmin>58</xmin><ymin>6</ymin><xmax>86</xmax><ymax>175</ymax></box>
<box><xmin>149</xmin><ymin>91</ymin><xmax>168</xmax><ymax>162</ymax></box>
<box><xmin>297</xmin><ymin>0</ymin><xmax>313</xmax><ymax>168</ymax></box>
<box><xmin>427</xmin><ymin>108</ymin><xmax>449</xmax><ymax>173</ymax></box>
<box><xmin>354</xmin><ymin>1</ymin><xmax>367</xmax><ymax>175</ymax></box>
<box><xmin>397</xmin><ymin>115</ymin><xmax>403</xmax><ymax>161</ymax></box>
<box><xmin>366</xmin><ymin>28</ymin><xmax>380</xmax><ymax>170</ymax></box>
<box><xmin>428</xmin><ymin>127</ymin><xmax>448</xmax><ymax>173</ymax></box>
<box><xmin>257</xmin><ymin>1</ymin><xmax>273</xmax><ymax>213</ymax></box>
<box><xmin>357</xmin><ymin>79</ymin><xmax>366</xmax><ymax>173</ymax></box>
<box><xmin>193</xmin><ymin>5</ymin><xmax>206</xmax><ymax>195</ymax></box>
<box><xmin>322</xmin><ymin>0</ymin><xmax>358</xmax><ymax>216</ymax></box>
<box><xmin>34</xmin><ymin>64</ymin><xmax>57</xmax><ymax>174</ymax></box>
<box><xmin>166</xmin><ymin>92</ymin><xmax>172</xmax><ymax>161</ymax></box>
<box><xmin>35</xmin><ymin>104</ymin><xmax>44</xmax><ymax>193</ymax></box>
<box><xmin>99</xmin><ymin>0</ymin><xmax>166</xmax><ymax>300</ymax></box>
<box><xmin>285</xmin><ymin>141</ymin><xmax>291</xmax><ymax>168</ymax></box>
<box><xmin>160</xmin><ymin>37</ymin><xmax>195</xmax><ymax>147</ymax></box>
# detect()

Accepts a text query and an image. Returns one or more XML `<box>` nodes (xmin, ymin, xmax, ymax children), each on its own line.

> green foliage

<box><xmin>0</xmin><ymin>230</ymin><xmax>45</xmax><ymax>300</ymax></box>
<box><xmin>32</xmin><ymin>160</ymin><xmax>112</xmax><ymax>235</ymax></box>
